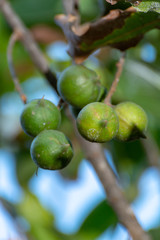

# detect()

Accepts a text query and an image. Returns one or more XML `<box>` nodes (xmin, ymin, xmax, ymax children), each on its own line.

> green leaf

<box><xmin>79</xmin><ymin>0</ymin><xmax>103</xmax><ymax>23</ymax></box>
<box><xmin>133</xmin><ymin>0</ymin><xmax>160</xmax><ymax>14</ymax></box>
<box><xmin>113</xmin><ymin>58</ymin><xmax>160</xmax><ymax>123</ymax></box>
<box><xmin>149</xmin><ymin>227</ymin><xmax>160</xmax><ymax>240</ymax></box>
<box><xmin>81</xmin><ymin>12</ymin><xmax>160</xmax><ymax>51</ymax></box>
<box><xmin>109</xmin><ymin>140</ymin><xmax>146</xmax><ymax>201</ymax></box>
<box><xmin>0</xmin><ymin>15</ymin><xmax>37</xmax><ymax>96</ymax></box>
<box><xmin>11</xmin><ymin>0</ymin><xmax>63</xmax><ymax>26</ymax></box>
<box><xmin>0</xmin><ymin>16</ymin><xmax>14</xmax><ymax>95</ymax></box>
<box><xmin>16</xmin><ymin>191</ymin><xmax>75</xmax><ymax>240</ymax></box>
<box><xmin>16</xmin><ymin>190</ymin><xmax>54</xmax><ymax>227</ymax></box>
<box><xmin>30</xmin><ymin>226</ymin><xmax>70</xmax><ymax>240</ymax></box>
<box><xmin>1</xmin><ymin>194</ymin><xmax>69</xmax><ymax>240</ymax></box>
<box><xmin>16</xmin><ymin>151</ymin><xmax>36</xmax><ymax>187</ymax></box>
<box><xmin>77</xmin><ymin>200</ymin><xmax>117</xmax><ymax>239</ymax></box>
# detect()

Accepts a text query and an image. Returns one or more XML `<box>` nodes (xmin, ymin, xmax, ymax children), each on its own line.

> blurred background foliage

<box><xmin>0</xmin><ymin>0</ymin><xmax>160</xmax><ymax>239</ymax></box>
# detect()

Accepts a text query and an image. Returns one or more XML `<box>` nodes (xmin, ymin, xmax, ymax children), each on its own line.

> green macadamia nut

<box><xmin>20</xmin><ymin>98</ymin><xmax>61</xmax><ymax>137</ymax></box>
<box><xmin>57</xmin><ymin>65</ymin><xmax>107</xmax><ymax>108</ymax></box>
<box><xmin>77</xmin><ymin>102</ymin><xmax>119</xmax><ymax>142</ymax></box>
<box><xmin>30</xmin><ymin>130</ymin><xmax>73</xmax><ymax>170</ymax></box>
<box><xmin>114</xmin><ymin>101</ymin><xmax>148</xmax><ymax>141</ymax></box>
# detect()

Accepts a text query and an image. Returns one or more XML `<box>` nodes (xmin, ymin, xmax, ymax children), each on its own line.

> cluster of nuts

<box><xmin>20</xmin><ymin>65</ymin><xmax>148</xmax><ymax>170</ymax></box>
<box><xmin>20</xmin><ymin>99</ymin><xmax>73</xmax><ymax>170</ymax></box>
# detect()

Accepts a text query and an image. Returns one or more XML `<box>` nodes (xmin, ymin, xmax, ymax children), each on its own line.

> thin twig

<box><xmin>104</xmin><ymin>52</ymin><xmax>125</xmax><ymax>105</ymax></box>
<box><xmin>67</xmin><ymin>109</ymin><xmax>151</xmax><ymax>240</ymax></box>
<box><xmin>0</xmin><ymin>0</ymin><xmax>58</xmax><ymax>93</ymax></box>
<box><xmin>7</xmin><ymin>31</ymin><xmax>27</xmax><ymax>104</ymax></box>
<box><xmin>63</xmin><ymin>0</ymin><xmax>80</xmax><ymax>25</ymax></box>
<box><xmin>0</xmin><ymin>200</ymin><xmax>27</xmax><ymax>240</ymax></box>
<box><xmin>63</xmin><ymin>0</ymin><xmax>79</xmax><ymax>15</ymax></box>
<box><xmin>141</xmin><ymin>134</ymin><xmax>160</xmax><ymax>169</ymax></box>
<box><xmin>57</xmin><ymin>97</ymin><xmax>66</xmax><ymax>110</ymax></box>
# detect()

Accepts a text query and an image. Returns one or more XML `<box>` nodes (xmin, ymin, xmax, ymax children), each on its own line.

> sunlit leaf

<box><xmin>133</xmin><ymin>0</ymin><xmax>160</xmax><ymax>13</ymax></box>
<box><xmin>16</xmin><ymin>190</ymin><xmax>54</xmax><ymax>227</ymax></box>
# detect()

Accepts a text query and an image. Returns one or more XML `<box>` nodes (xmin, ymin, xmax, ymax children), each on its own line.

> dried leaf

<box><xmin>55</xmin><ymin>9</ymin><xmax>160</xmax><ymax>63</ymax></box>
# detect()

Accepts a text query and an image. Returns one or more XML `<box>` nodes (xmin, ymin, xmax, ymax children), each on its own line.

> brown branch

<box><xmin>0</xmin><ymin>0</ymin><xmax>58</xmax><ymax>93</ymax></box>
<box><xmin>7</xmin><ymin>31</ymin><xmax>27</xmax><ymax>104</ymax></box>
<box><xmin>104</xmin><ymin>52</ymin><xmax>125</xmax><ymax>105</ymax></box>
<box><xmin>67</xmin><ymin>110</ymin><xmax>152</xmax><ymax>240</ymax></box>
<box><xmin>79</xmin><ymin>142</ymin><xmax>151</xmax><ymax>240</ymax></box>
<box><xmin>81</xmin><ymin>142</ymin><xmax>152</xmax><ymax>240</ymax></box>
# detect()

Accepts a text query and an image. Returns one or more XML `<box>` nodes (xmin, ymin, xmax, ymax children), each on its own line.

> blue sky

<box><xmin>0</xmin><ymin>146</ymin><xmax>160</xmax><ymax>239</ymax></box>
